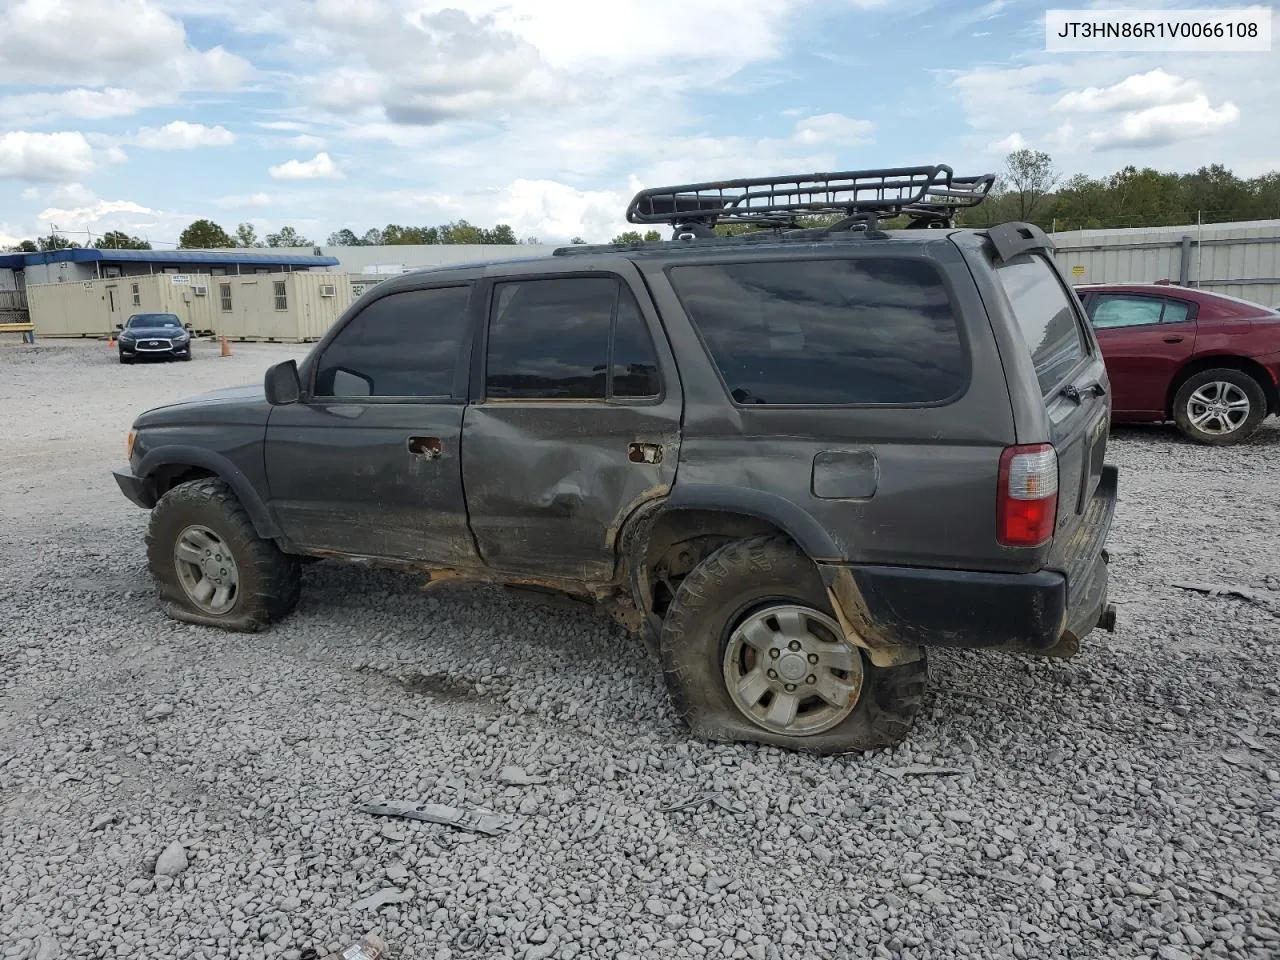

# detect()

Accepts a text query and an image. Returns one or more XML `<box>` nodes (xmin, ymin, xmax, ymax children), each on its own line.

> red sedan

<box><xmin>1076</xmin><ymin>283</ymin><xmax>1280</xmax><ymax>445</ymax></box>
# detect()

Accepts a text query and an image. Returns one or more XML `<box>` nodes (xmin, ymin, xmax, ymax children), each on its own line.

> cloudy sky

<box><xmin>0</xmin><ymin>0</ymin><xmax>1274</xmax><ymax>248</ymax></box>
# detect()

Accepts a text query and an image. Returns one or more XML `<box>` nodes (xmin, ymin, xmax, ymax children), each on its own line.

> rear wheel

<box><xmin>1173</xmin><ymin>368</ymin><xmax>1266</xmax><ymax>445</ymax></box>
<box><xmin>659</xmin><ymin>536</ymin><xmax>927</xmax><ymax>753</ymax></box>
<box><xmin>146</xmin><ymin>477</ymin><xmax>301</xmax><ymax>630</ymax></box>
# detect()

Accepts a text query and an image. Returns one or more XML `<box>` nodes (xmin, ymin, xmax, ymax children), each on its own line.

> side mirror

<box><xmin>115</xmin><ymin>323</ymin><xmax>124</xmax><ymax>331</ymax></box>
<box><xmin>184</xmin><ymin>323</ymin><xmax>193</xmax><ymax>331</ymax></box>
<box><xmin>264</xmin><ymin>359</ymin><xmax>302</xmax><ymax>405</ymax></box>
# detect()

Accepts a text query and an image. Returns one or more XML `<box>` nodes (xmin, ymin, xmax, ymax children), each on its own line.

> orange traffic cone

<box><xmin>220</xmin><ymin>336</ymin><xmax>231</xmax><ymax>358</ymax></box>
<box><xmin>108</xmin><ymin>334</ymin><xmax>115</xmax><ymax>348</ymax></box>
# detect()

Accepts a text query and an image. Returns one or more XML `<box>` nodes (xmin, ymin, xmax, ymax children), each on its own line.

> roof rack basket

<box><xmin>625</xmin><ymin>164</ymin><xmax>995</xmax><ymax>234</ymax></box>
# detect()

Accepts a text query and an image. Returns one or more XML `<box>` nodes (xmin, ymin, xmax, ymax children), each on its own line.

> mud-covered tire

<box><xmin>1173</xmin><ymin>368</ymin><xmax>1267</xmax><ymax>445</ymax></box>
<box><xmin>146</xmin><ymin>477</ymin><xmax>301</xmax><ymax>631</ymax></box>
<box><xmin>659</xmin><ymin>535</ymin><xmax>927</xmax><ymax>753</ymax></box>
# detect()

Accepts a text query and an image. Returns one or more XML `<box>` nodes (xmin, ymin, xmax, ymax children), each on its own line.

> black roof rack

<box><xmin>625</xmin><ymin>164</ymin><xmax>995</xmax><ymax>234</ymax></box>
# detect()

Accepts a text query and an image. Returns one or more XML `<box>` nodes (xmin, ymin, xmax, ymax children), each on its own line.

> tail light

<box><xmin>997</xmin><ymin>444</ymin><xmax>1058</xmax><ymax>547</ymax></box>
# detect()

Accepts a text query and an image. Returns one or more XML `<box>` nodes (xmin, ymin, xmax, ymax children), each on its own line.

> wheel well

<box><xmin>1167</xmin><ymin>356</ymin><xmax>1279</xmax><ymax>417</ymax></box>
<box><xmin>637</xmin><ymin>509</ymin><xmax>797</xmax><ymax>620</ymax></box>
<box><xmin>151</xmin><ymin>464</ymin><xmax>217</xmax><ymax>498</ymax></box>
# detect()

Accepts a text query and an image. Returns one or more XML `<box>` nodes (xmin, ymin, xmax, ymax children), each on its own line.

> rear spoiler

<box><xmin>987</xmin><ymin>222</ymin><xmax>1056</xmax><ymax>264</ymax></box>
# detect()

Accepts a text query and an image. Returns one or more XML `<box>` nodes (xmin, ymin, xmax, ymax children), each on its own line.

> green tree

<box><xmin>643</xmin><ymin>230</ymin><xmax>661</xmax><ymax>242</ymax></box>
<box><xmin>37</xmin><ymin>234</ymin><xmax>79</xmax><ymax>251</ymax></box>
<box><xmin>439</xmin><ymin>220</ymin><xmax>484</xmax><ymax>244</ymax></box>
<box><xmin>265</xmin><ymin>226</ymin><xmax>312</xmax><ymax>247</ymax></box>
<box><xmin>178</xmin><ymin>219</ymin><xmax>235</xmax><ymax>248</ymax></box>
<box><xmin>568</xmin><ymin>236</ymin><xmax>586</xmax><ymax>244</ymax></box>
<box><xmin>361</xmin><ymin>228</ymin><xmax>384</xmax><ymax>245</ymax></box>
<box><xmin>611</xmin><ymin>230</ymin><xmax>644</xmax><ymax>244</ymax></box>
<box><xmin>14</xmin><ymin>239</ymin><xmax>39</xmax><ymax>252</ymax></box>
<box><xmin>95</xmin><ymin>230</ymin><xmax>151</xmax><ymax>249</ymax></box>
<box><xmin>482</xmin><ymin>224</ymin><xmax>518</xmax><ymax>244</ymax></box>
<box><xmin>327</xmin><ymin>228</ymin><xmax>363</xmax><ymax>246</ymax></box>
<box><xmin>1004</xmin><ymin>149</ymin><xmax>1058</xmax><ymax>222</ymax></box>
<box><xmin>234</xmin><ymin>222</ymin><xmax>263</xmax><ymax>248</ymax></box>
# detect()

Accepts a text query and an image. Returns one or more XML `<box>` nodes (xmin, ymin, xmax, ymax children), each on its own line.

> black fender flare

<box><xmin>136</xmin><ymin>445</ymin><xmax>281</xmax><ymax>540</ymax></box>
<box><xmin>617</xmin><ymin>485</ymin><xmax>843</xmax><ymax>623</ymax></box>
<box><xmin>651</xmin><ymin>485</ymin><xmax>842</xmax><ymax>560</ymax></box>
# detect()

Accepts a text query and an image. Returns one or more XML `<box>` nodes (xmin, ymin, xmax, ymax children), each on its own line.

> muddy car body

<box><xmin>114</xmin><ymin>166</ymin><xmax>1118</xmax><ymax>752</ymax></box>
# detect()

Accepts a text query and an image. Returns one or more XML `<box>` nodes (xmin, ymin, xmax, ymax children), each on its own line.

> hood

<box><xmin>133</xmin><ymin>382</ymin><xmax>269</xmax><ymax>429</ymax></box>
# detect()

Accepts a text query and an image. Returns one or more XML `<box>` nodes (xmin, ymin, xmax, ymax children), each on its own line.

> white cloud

<box><xmin>135</xmin><ymin>121</ymin><xmax>236</xmax><ymax>149</ymax></box>
<box><xmin>1083</xmin><ymin>96</ymin><xmax>1240</xmax><ymax>150</ymax></box>
<box><xmin>0</xmin><ymin>0</ymin><xmax>251</xmax><ymax>89</ymax></box>
<box><xmin>286</xmin><ymin>134</ymin><xmax>327</xmax><ymax>150</ymax></box>
<box><xmin>0</xmin><ymin>87</ymin><xmax>159</xmax><ymax>122</ymax></box>
<box><xmin>987</xmin><ymin>132</ymin><xmax>1028</xmax><ymax>153</ymax></box>
<box><xmin>37</xmin><ymin>198</ymin><xmax>154</xmax><ymax>227</ymax></box>
<box><xmin>269</xmin><ymin>152</ymin><xmax>344</xmax><ymax>180</ymax></box>
<box><xmin>216</xmin><ymin>192</ymin><xmax>274</xmax><ymax>208</ymax></box>
<box><xmin>0</xmin><ymin>132</ymin><xmax>98</xmax><ymax>182</ymax></box>
<box><xmin>793</xmin><ymin>113</ymin><xmax>875</xmax><ymax>145</ymax></box>
<box><xmin>1054</xmin><ymin>69</ymin><xmax>1201</xmax><ymax>114</ymax></box>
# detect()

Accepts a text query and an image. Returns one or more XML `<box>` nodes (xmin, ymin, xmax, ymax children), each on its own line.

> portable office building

<box><xmin>27</xmin><ymin>273</ymin><xmax>219</xmax><ymax>337</ymax></box>
<box><xmin>211</xmin><ymin>271</ymin><xmax>352</xmax><ymax>342</ymax></box>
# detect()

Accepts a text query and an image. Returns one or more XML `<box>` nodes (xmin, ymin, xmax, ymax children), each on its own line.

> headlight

<box><xmin>120</xmin><ymin>332</ymin><xmax>135</xmax><ymax>341</ymax></box>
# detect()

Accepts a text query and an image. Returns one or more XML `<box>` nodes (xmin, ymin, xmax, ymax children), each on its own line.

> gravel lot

<box><xmin>2</xmin><ymin>339</ymin><xmax>1278</xmax><ymax>960</ymax></box>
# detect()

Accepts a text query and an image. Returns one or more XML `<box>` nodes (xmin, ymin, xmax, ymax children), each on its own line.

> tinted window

<box><xmin>129</xmin><ymin>314</ymin><xmax>180</xmax><ymax>328</ymax></box>
<box><xmin>314</xmin><ymin>286</ymin><xmax>470</xmax><ymax>398</ymax></box>
<box><xmin>668</xmin><ymin>258</ymin><xmax>965</xmax><ymax>405</ymax></box>
<box><xmin>486</xmin><ymin>278</ymin><xmax>614</xmax><ymax>399</ymax></box>
<box><xmin>611</xmin><ymin>288</ymin><xmax>661</xmax><ymax>398</ymax></box>
<box><xmin>1091</xmin><ymin>295</ymin><xmax>1164</xmax><ymax>329</ymax></box>
<box><xmin>1162</xmin><ymin>299</ymin><xmax>1191</xmax><ymax>323</ymax></box>
<box><xmin>995</xmin><ymin>256</ymin><xmax>1086</xmax><ymax>393</ymax></box>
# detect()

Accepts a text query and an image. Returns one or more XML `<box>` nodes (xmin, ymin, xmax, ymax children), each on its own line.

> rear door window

<box><xmin>994</xmin><ymin>255</ymin><xmax>1086</xmax><ymax>394</ymax></box>
<box><xmin>667</xmin><ymin>257</ymin><xmax>966</xmax><ymax>405</ymax></box>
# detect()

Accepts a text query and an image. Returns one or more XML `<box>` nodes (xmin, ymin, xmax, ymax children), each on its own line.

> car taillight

<box><xmin>997</xmin><ymin>444</ymin><xmax>1058</xmax><ymax>547</ymax></box>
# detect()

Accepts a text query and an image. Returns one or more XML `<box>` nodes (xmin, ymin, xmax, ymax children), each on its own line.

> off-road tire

<box><xmin>146</xmin><ymin>477</ymin><xmax>301</xmax><ymax>631</ymax></box>
<box><xmin>1173</xmin><ymin>368</ymin><xmax>1267</xmax><ymax>446</ymax></box>
<box><xmin>659</xmin><ymin>535</ymin><xmax>927</xmax><ymax>753</ymax></box>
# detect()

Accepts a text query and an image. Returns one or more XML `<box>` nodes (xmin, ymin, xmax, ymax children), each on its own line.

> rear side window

<box><xmin>995</xmin><ymin>256</ymin><xmax>1086</xmax><ymax>393</ymax></box>
<box><xmin>667</xmin><ymin>258</ymin><xmax>966</xmax><ymax>405</ymax></box>
<box><xmin>314</xmin><ymin>285</ymin><xmax>470</xmax><ymax>398</ymax></box>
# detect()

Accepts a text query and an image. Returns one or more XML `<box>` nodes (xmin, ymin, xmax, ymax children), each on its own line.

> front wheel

<box><xmin>1173</xmin><ymin>368</ymin><xmax>1267</xmax><ymax>445</ymax></box>
<box><xmin>659</xmin><ymin>536</ymin><xmax>927</xmax><ymax>753</ymax></box>
<box><xmin>146</xmin><ymin>477</ymin><xmax>301</xmax><ymax>630</ymax></box>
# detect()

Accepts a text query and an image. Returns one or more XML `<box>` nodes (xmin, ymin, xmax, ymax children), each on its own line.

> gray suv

<box><xmin>114</xmin><ymin>165</ymin><xmax>1118</xmax><ymax>753</ymax></box>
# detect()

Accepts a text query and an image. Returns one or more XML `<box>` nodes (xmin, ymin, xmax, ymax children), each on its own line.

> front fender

<box><xmin>134</xmin><ymin>444</ymin><xmax>280</xmax><ymax>539</ymax></box>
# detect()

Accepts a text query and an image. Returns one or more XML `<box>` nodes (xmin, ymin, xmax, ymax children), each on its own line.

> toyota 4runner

<box><xmin>114</xmin><ymin>165</ymin><xmax>1118</xmax><ymax>753</ymax></box>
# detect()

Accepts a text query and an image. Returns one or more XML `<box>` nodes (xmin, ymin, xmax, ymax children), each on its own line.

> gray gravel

<box><xmin>2</xmin><ymin>340</ymin><xmax>1278</xmax><ymax>960</ymax></box>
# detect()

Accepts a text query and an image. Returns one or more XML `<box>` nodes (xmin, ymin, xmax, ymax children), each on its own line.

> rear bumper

<box><xmin>113</xmin><ymin>468</ymin><xmax>156</xmax><ymax>509</ymax></box>
<box><xmin>821</xmin><ymin>465</ymin><xmax>1118</xmax><ymax>655</ymax></box>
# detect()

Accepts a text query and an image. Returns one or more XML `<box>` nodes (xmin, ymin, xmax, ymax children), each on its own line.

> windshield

<box><xmin>127</xmin><ymin>314</ymin><xmax>182</xmax><ymax>328</ymax></box>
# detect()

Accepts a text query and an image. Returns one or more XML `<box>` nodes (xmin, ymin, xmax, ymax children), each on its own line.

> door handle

<box><xmin>1163</xmin><ymin>335</ymin><xmax>1185</xmax><ymax>343</ymax></box>
<box><xmin>628</xmin><ymin>442</ymin><xmax>663</xmax><ymax>464</ymax></box>
<box><xmin>407</xmin><ymin>436</ymin><xmax>442</xmax><ymax>459</ymax></box>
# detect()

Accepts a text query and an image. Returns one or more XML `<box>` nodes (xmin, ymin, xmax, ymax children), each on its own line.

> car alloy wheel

<box><xmin>722</xmin><ymin>603</ymin><xmax>864</xmax><ymax>736</ymax></box>
<box><xmin>1186</xmin><ymin>381</ymin><xmax>1250</xmax><ymax>436</ymax></box>
<box><xmin>172</xmin><ymin>523</ymin><xmax>240</xmax><ymax>615</ymax></box>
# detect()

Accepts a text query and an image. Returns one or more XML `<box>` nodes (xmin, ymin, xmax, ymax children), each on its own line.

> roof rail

<box><xmin>625</xmin><ymin>164</ymin><xmax>995</xmax><ymax>233</ymax></box>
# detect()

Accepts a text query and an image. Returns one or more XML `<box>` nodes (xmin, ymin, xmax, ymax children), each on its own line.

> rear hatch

<box><xmin>992</xmin><ymin>253</ymin><xmax>1116</xmax><ymax>615</ymax></box>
